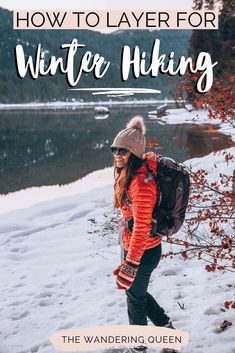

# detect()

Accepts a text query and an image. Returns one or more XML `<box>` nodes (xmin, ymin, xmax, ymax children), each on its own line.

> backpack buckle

<box><xmin>144</xmin><ymin>173</ymin><xmax>154</xmax><ymax>183</ymax></box>
<box><xmin>124</xmin><ymin>217</ymin><xmax>134</xmax><ymax>233</ymax></box>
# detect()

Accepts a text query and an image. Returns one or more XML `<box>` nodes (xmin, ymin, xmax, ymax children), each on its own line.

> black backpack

<box><xmin>125</xmin><ymin>156</ymin><xmax>190</xmax><ymax>237</ymax></box>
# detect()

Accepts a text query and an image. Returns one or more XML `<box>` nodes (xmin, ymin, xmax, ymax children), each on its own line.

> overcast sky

<box><xmin>1</xmin><ymin>0</ymin><xmax>193</xmax><ymax>10</ymax></box>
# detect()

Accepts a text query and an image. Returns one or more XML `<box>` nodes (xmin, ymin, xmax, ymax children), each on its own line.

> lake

<box><xmin>0</xmin><ymin>105</ymin><xmax>233</xmax><ymax>194</ymax></box>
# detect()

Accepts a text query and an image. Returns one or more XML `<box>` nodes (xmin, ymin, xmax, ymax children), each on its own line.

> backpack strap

<box><xmin>125</xmin><ymin>160</ymin><xmax>158</xmax><ymax>213</ymax></box>
<box><xmin>125</xmin><ymin>160</ymin><xmax>155</xmax><ymax>206</ymax></box>
<box><xmin>143</xmin><ymin>159</ymin><xmax>155</xmax><ymax>183</ymax></box>
<box><xmin>125</xmin><ymin>190</ymin><xmax>132</xmax><ymax>209</ymax></box>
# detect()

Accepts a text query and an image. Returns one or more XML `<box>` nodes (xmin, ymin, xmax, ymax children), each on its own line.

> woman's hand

<box><xmin>113</xmin><ymin>259</ymin><xmax>140</xmax><ymax>290</ymax></box>
<box><xmin>113</xmin><ymin>265</ymin><xmax>121</xmax><ymax>276</ymax></box>
<box><xmin>113</xmin><ymin>265</ymin><xmax>126</xmax><ymax>289</ymax></box>
<box><xmin>143</xmin><ymin>151</ymin><xmax>157</xmax><ymax>161</ymax></box>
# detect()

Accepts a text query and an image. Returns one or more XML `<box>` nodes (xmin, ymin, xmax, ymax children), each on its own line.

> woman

<box><xmin>111</xmin><ymin>116</ymin><xmax>176</xmax><ymax>353</ymax></box>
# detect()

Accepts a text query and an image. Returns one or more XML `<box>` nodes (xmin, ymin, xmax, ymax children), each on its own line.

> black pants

<box><xmin>124</xmin><ymin>244</ymin><xmax>170</xmax><ymax>326</ymax></box>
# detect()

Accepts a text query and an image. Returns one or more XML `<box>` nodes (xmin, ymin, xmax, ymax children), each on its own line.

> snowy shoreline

<box><xmin>0</xmin><ymin>110</ymin><xmax>234</xmax><ymax>353</ymax></box>
<box><xmin>0</xmin><ymin>99</ymin><xmax>184</xmax><ymax>110</ymax></box>
<box><xmin>159</xmin><ymin>109</ymin><xmax>235</xmax><ymax>141</ymax></box>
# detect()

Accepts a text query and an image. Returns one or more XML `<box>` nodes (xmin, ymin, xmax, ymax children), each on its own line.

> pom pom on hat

<box><xmin>111</xmin><ymin>115</ymin><xmax>146</xmax><ymax>158</ymax></box>
<box><xmin>126</xmin><ymin>116</ymin><xmax>146</xmax><ymax>135</ymax></box>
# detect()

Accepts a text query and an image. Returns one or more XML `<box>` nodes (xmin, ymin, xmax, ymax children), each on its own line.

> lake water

<box><xmin>0</xmin><ymin>105</ymin><xmax>233</xmax><ymax>194</ymax></box>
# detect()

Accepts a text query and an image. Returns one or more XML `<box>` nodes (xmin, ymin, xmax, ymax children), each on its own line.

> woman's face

<box><xmin>113</xmin><ymin>148</ymin><xmax>131</xmax><ymax>168</ymax></box>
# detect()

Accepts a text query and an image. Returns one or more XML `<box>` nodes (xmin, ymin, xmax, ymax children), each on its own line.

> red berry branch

<box><xmin>161</xmin><ymin>70</ymin><xmax>234</xmax><ymax>273</ymax></box>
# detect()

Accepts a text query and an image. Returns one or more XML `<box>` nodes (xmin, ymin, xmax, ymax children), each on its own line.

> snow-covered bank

<box><xmin>0</xmin><ymin>168</ymin><xmax>113</xmax><ymax>215</ymax></box>
<box><xmin>185</xmin><ymin>146</ymin><xmax>235</xmax><ymax>180</ymax></box>
<box><xmin>0</xmin><ymin>143</ymin><xmax>234</xmax><ymax>353</ymax></box>
<box><xmin>0</xmin><ymin>100</ymin><xmax>184</xmax><ymax>110</ymax></box>
<box><xmin>160</xmin><ymin>109</ymin><xmax>235</xmax><ymax>142</ymax></box>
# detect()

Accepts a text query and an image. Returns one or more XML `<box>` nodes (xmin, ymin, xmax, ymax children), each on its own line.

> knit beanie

<box><xmin>111</xmin><ymin>116</ymin><xmax>146</xmax><ymax>159</ymax></box>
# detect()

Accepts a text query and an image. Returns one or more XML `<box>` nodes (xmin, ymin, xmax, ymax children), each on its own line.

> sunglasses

<box><xmin>111</xmin><ymin>147</ymin><xmax>129</xmax><ymax>156</ymax></box>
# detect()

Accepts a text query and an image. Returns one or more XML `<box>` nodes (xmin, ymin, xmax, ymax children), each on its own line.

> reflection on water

<box><xmin>0</xmin><ymin>106</ymin><xmax>233</xmax><ymax>194</ymax></box>
<box><xmin>175</xmin><ymin>124</ymin><xmax>233</xmax><ymax>159</ymax></box>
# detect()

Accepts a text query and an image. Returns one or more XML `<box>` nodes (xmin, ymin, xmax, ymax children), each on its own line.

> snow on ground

<box><xmin>161</xmin><ymin>109</ymin><xmax>218</xmax><ymax>125</ymax></box>
<box><xmin>0</xmin><ymin>168</ymin><xmax>113</xmax><ymax>215</ymax></box>
<box><xmin>185</xmin><ymin>146</ymin><xmax>235</xmax><ymax>182</ymax></box>
<box><xmin>0</xmin><ymin>100</ymin><xmax>182</xmax><ymax>110</ymax></box>
<box><xmin>0</xmin><ymin>111</ymin><xmax>234</xmax><ymax>353</ymax></box>
<box><xmin>160</xmin><ymin>109</ymin><xmax>235</xmax><ymax>142</ymax></box>
<box><xmin>1</xmin><ymin>147</ymin><xmax>234</xmax><ymax>353</ymax></box>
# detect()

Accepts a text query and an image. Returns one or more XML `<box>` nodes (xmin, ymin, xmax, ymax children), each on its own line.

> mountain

<box><xmin>0</xmin><ymin>8</ymin><xmax>191</xmax><ymax>103</ymax></box>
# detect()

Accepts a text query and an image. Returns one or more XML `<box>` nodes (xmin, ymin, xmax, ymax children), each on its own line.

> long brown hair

<box><xmin>113</xmin><ymin>153</ymin><xmax>144</xmax><ymax>208</ymax></box>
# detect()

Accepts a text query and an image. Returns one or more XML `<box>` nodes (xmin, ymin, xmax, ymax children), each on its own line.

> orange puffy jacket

<box><xmin>121</xmin><ymin>153</ymin><xmax>161</xmax><ymax>263</ymax></box>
